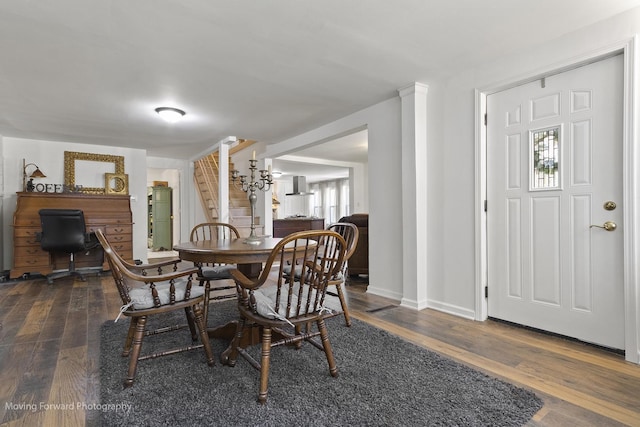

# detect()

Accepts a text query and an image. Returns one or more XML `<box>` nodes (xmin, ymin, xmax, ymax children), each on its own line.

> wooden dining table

<box><xmin>173</xmin><ymin>236</ymin><xmax>289</xmax><ymax>364</ymax></box>
<box><xmin>174</xmin><ymin>236</ymin><xmax>285</xmax><ymax>279</ymax></box>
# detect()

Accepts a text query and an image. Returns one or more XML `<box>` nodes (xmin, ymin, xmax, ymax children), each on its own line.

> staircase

<box><xmin>193</xmin><ymin>149</ymin><xmax>262</xmax><ymax>238</ymax></box>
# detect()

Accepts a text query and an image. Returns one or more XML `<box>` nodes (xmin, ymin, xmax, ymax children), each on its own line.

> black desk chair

<box><xmin>37</xmin><ymin>209</ymin><xmax>99</xmax><ymax>284</ymax></box>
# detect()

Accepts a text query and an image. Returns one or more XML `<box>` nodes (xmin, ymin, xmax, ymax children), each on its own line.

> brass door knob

<box><xmin>590</xmin><ymin>221</ymin><xmax>617</xmax><ymax>231</ymax></box>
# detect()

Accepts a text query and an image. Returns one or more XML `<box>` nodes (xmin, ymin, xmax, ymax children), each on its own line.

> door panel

<box><xmin>487</xmin><ymin>55</ymin><xmax>624</xmax><ymax>349</ymax></box>
<box><xmin>531</xmin><ymin>196</ymin><xmax>561</xmax><ymax>305</ymax></box>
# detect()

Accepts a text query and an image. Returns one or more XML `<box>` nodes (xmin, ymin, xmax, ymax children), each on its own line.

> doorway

<box><xmin>148</xmin><ymin>185</ymin><xmax>173</xmax><ymax>251</ymax></box>
<box><xmin>147</xmin><ymin>168</ymin><xmax>180</xmax><ymax>259</ymax></box>
<box><xmin>476</xmin><ymin>39</ymin><xmax>639</xmax><ymax>362</ymax></box>
<box><xmin>487</xmin><ymin>55</ymin><xmax>623</xmax><ymax>349</ymax></box>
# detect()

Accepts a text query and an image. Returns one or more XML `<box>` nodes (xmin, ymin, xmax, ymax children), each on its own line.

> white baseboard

<box><xmin>365</xmin><ymin>285</ymin><xmax>403</xmax><ymax>302</ymax></box>
<box><xmin>426</xmin><ymin>299</ymin><xmax>476</xmax><ymax>320</ymax></box>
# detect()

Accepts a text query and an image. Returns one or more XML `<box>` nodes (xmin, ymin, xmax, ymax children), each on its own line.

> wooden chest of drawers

<box><xmin>10</xmin><ymin>192</ymin><xmax>133</xmax><ymax>279</ymax></box>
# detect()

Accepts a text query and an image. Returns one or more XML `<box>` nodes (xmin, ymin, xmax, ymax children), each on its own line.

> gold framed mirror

<box><xmin>105</xmin><ymin>173</ymin><xmax>129</xmax><ymax>195</ymax></box>
<box><xmin>64</xmin><ymin>151</ymin><xmax>125</xmax><ymax>194</ymax></box>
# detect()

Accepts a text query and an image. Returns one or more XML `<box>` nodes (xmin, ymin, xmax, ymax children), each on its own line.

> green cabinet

<box><xmin>148</xmin><ymin>186</ymin><xmax>173</xmax><ymax>251</ymax></box>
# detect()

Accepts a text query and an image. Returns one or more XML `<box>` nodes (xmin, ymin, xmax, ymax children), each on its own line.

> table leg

<box><xmin>207</xmin><ymin>262</ymin><xmax>262</xmax><ymax>364</ymax></box>
<box><xmin>207</xmin><ymin>320</ymin><xmax>260</xmax><ymax>365</ymax></box>
<box><xmin>237</xmin><ymin>262</ymin><xmax>262</xmax><ymax>279</ymax></box>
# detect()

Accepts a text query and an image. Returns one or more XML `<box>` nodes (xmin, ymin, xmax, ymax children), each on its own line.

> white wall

<box><xmin>266</xmin><ymin>99</ymin><xmax>404</xmax><ymax>300</ymax></box>
<box><xmin>265</xmin><ymin>7</ymin><xmax>640</xmax><ymax>328</ymax></box>
<box><xmin>350</xmin><ymin>162</ymin><xmax>369</xmax><ymax>215</ymax></box>
<box><xmin>1</xmin><ymin>137</ymin><xmax>148</xmax><ymax>269</ymax></box>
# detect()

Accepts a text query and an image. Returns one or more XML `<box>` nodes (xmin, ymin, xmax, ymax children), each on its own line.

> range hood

<box><xmin>286</xmin><ymin>176</ymin><xmax>312</xmax><ymax>196</ymax></box>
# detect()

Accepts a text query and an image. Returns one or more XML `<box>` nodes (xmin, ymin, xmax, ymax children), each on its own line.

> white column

<box><xmin>217</xmin><ymin>137</ymin><xmax>237</xmax><ymax>224</ymax></box>
<box><xmin>263</xmin><ymin>158</ymin><xmax>273</xmax><ymax>236</ymax></box>
<box><xmin>398</xmin><ymin>83</ymin><xmax>429</xmax><ymax>309</ymax></box>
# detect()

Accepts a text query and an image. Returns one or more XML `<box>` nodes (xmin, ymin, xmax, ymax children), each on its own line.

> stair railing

<box><xmin>194</xmin><ymin>142</ymin><xmax>258</xmax><ymax>227</ymax></box>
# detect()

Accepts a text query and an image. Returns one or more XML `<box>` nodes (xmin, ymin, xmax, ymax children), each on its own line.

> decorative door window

<box><xmin>530</xmin><ymin>126</ymin><xmax>561</xmax><ymax>190</ymax></box>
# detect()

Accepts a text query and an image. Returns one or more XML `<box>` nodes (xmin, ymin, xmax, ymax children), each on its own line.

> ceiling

<box><xmin>1</xmin><ymin>1</ymin><xmax>639</xmax><ymax>164</ymax></box>
<box><xmin>272</xmin><ymin>129</ymin><xmax>367</xmax><ymax>182</ymax></box>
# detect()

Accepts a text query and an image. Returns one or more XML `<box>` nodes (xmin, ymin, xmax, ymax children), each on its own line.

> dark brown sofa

<box><xmin>339</xmin><ymin>213</ymin><xmax>368</xmax><ymax>276</ymax></box>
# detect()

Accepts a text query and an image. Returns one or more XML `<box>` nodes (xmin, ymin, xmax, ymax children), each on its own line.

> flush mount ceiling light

<box><xmin>155</xmin><ymin>107</ymin><xmax>185</xmax><ymax>123</ymax></box>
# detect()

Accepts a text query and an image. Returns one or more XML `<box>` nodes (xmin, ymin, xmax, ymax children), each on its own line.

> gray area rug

<box><xmin>99</xmin><ymin>301</ymin><xmax>542</xmax><ymax>426</ymax></box>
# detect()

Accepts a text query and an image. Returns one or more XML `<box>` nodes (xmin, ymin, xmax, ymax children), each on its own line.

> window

<box><xmin>530</xmin><ymin>126</ymin><xmax>561</xmax><ymax>190</ymax></box>
<box><xmin>307</xmin><ymin>179</ymin><xmax>350</xmax><ymax>221</ymax></box>
<box><xmin>340</xmin><ymin>179</ymin><xmax>350</xmax><ymax>218</ymax></box>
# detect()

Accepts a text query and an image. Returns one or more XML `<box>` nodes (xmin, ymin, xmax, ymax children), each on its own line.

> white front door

<box><xmin>487</xmin><ymin>54</ymin><xmax>624</xmax><ymax>349</ymax></box>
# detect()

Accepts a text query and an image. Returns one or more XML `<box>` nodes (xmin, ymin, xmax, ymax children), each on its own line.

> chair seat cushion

<box><xmin>128</xmin><ymin>279</ymin><xmax>205</xmax><ymax>310</ymax></box>
<box><xmin>251</xmin><ymin>283</ymin><xmax>329</xmax><ymax>321</ymax></box>
<box><xmin>252</xmin><ymin>287</ymin><xmax>298</xmax><ymax>320</ymax></box>
<box><xmin>283</xmin><ymin>264</ymin><xmax>344</xmax><ymax>282</ymax></box>
<box><xmin>201</xmin><ymin>264</ymin><xmax>235</xmax><ymax>280</ymax></box>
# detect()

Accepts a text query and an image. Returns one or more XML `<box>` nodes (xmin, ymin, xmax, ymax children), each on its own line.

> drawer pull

<box><xmin>112</xmin><ymin>236</ymin><xmax>124</xmax><ymax>241</ymax></box>
<box><xmin>114</xmin><ymin>228</ymin><xmax>124</xmax><ymax>233</ymax></box>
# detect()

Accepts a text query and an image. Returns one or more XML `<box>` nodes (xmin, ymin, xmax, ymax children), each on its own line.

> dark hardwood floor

<box><xmin>1</xmin><ymin>271</ymin><xmax>639</xmax><ymax>426</ymax></box>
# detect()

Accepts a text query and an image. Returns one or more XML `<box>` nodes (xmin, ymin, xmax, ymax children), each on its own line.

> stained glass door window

<box><xmin>531</xmin><ymin>126</ymin><xmax>560</xmax><ymax>189</ymax></box>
